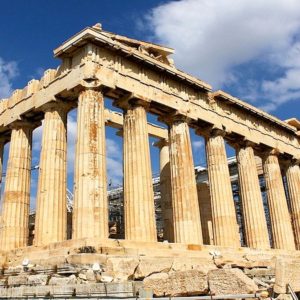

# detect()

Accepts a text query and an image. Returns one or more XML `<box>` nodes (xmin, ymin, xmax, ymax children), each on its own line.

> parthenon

<box><xmin>0</xmin><ymin>24</ymin><xmax>300</xmax><ymax>298</ymax></box>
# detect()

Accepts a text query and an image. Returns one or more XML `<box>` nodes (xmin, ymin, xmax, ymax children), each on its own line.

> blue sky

<box><xmin>0</xmin><ymin>0</ymin><xmax>299</xmax><ymax>208</ymax></box>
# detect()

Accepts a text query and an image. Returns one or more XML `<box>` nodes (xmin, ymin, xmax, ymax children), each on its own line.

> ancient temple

<box><xmin>0</xmin><ymin>24</ymin><xmax>299</xmax><ymax>299</ymax></box>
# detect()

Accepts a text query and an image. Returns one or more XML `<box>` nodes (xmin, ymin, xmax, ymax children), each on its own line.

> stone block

<box><xmin>107</xmin><ymin>257</ymin><xmax>139</xmax><ymax>281</ymax></box>
<box><xmin>4</xmin><ymin>266</ymin><xmax>23</xmax><ymax>276</ymax></box>
<box><xmin>86</xmin><ymin>269</ymin><xmax>96</xmax><ymax>281</ymax></box>
<box><xmin>0</xmin><ymin>287</ymin><xmax>7</xmax><ymax>298</ymax></box>
<box><xmin>105</xmin><ymin>282</ymin><xmax>134</xmax><ymax>297</ymax></box>
<box><xmin>134</xmin><ymin>257</ymin><xmax>173</xmax><ymax>279</ymax></box>
<box><xmin>274</xmin><ymin>258</ymin><xmax>300</xmax><ymax>294</ymax></box>
<box><xmin>49</xmin><ymin>274</ymin><xmax>77</xmax><ymax>285</ymax></box>
<box><xmin>8</xmin><ymin>286</ymin><xmax>24</xmax><ymax>298</ymax></box>
<box><xmin>35</xmin><ymin>285</ymin><xmax>53</xmax><ymax>297</ymax></box>
<box><xmin>52</xmin><ymin>285</ymin><xmax>75</xmax><ymax>298</ymax></box>
<box><xmin>100</xmin><ymin>273</ymin><xmax>114</xmax><ymax>283</ymax></box>
<box><xmin>7</xmin><ymin>275</ymin><xmax>27</xmax><ymax>286</ymax></box>
<box><xmin>171</xmin><ymin>257</ymin><xmax>216</xmax><ymax>273</ymax></box>
<box><xmin>143</xmin><ymin>269</ymin><xmax>208</xmax><ymax>297</ymax></box>
<box><xmin>57</xmin><ymin>263</ymin><xmax>77</xmax><ymax>275</ymax></box>
<box><xmin>23</xmin><ymin>286</ymin><xmax>37</xmax><ymax>297</ymax></box>
<box><xmin>31</xmin><ymin>265</ymin><xmax>55</xmax><ymax>275</ymax></box>
<box><xmin>244</xmin><ymin>253</ymin><xmax>276</xmax><ymax>268</ymax></box>
<box><xmin>208</xmin><ymin>268</ymin><xmax>258</xmax><ymax>295</ymax></box>
<box><xmin>27</xmin><ymin>274</ymin><xmax>49</xmax><ymax>285</ymax></box>
<box><xmin>66</xmin><ymin>253</ymin><xmax>107</xmax><ymax>266</ymax></box>
<box><xmin>244</xmin><ymin>267</ymin><xmax>275</xmax><ymax>278</ymax></box>
<box><xmin>75</xmin><ymin>283</ymin><xmax>106</xmax><ymax>297</ymax></box>
<box><xmin>0</xmin><ymin>279</ymin><xmax>6</xmax><ymax>287</ymax></box>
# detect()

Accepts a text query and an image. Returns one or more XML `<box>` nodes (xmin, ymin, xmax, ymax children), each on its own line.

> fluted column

<box><xmin>236</xmin><ymin>143</ymin><xmax>270</xmax><ymax>249</ymax></box>
<box><xmin>0</xmin><ymin>139</ymin><xmax>5</xmax><ymax>185</ymax></box>
<box><xmin>34</xmin><ymin>101</ymin><xmax>70</xmax><ymax>246</ymax></box>
<box><xmin>123</xmin><ymin>100</ymin><xmax>157</xmax><ymax>241</ymax></box>
<box><xmin>0</xmin><ymin>138</ymin><xmax>6</xmax><ymax>218</ymax></box>
<box><xmin>263</xmin><ymin>150</ymin><xmax>295</xmax><ymax>250</ymax></box>
<box><xmin>0</xmin><ymin>121</ymin><xmax>34</xmax><ymax>250</ymax></box>
<box><xmin>197</xmin><ymin>182</ymin><xmax>213</xmax><ymax>245</ymax></box>
<box><xmin>73</xmin><ymin>89</ymin><xmax>108</xmax><ymax>240</ymax></box>
<box><xmin>155</xmin><ymin>139</ymin><xmax>174</xmax><ymax>242</ymax></box>
<box><xmin>168</xmin><ymin>116</ymin><xmax>203</xmax><ymax>244</ymax></box>
<box><xmin>285</xmin><ymin>161</ymin><xmax>300</xmax><ymax>249</ymax></box>
<box><xmin>205</xmin><ymin>129</ymin><xmax>240</xmax><ymax>247</ymax></box>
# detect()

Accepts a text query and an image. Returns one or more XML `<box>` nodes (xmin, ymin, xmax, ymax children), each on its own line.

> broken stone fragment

<box><xmin>106</xmin><ymin>257</ymin><xmax>139</xmax><ymax>281</ymax></box>
<box><xmin>100</xmin><ymin>274</ymin><xmax>114</xmax><ymax>283</ymax></box>
<box><xmin>7</xmin><ymin>275</ymin><xmax>27</xmax><ymax>286</ymax></box>
<box><xmin>27</xmin><ymin>274</ymin><xmax>49</xmax><ymax>286</ymax></box>
<box><xmin>208</xmin><ymin>268</ymin><xmax>258</xmax><ymax>295</ymax></box>
<box><xmin>134</xmin><ymin>257</ymin><xmax>173</xmax><ymax>279</ymax></box>
<box><xmin>143</xmin><ymin>270</ymin><xmax>208</xmax><ymax>297</ymax></box>
<box><xmin>274</xmin><ymin>258</ymin><xmax>300</xmax><ymax>294</ymax></box>
<box><xmin>86</xmin><ymin>269</ymin><xmax>96</xmax><ymax>281</ymax></box>
<box><xmin>48</xmin><ymin>274</ymin><xmax>77</xmax><ymax>285</ymax></box>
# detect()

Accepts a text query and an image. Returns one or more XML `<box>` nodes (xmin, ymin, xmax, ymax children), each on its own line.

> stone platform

<box><xmin>0</xmin><ymin>239</ymin><xmax>300</xmax><ymax>298</ymax></box>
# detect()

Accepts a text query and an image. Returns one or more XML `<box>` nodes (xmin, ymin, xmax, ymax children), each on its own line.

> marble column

<box><xmin>285</xmin><ymin>161</ymin><xmax>300</xmax><ymax>249</ymax></box>
<box><xmin>263</xmin><ymin>150</ymin><xmax>295</xmax><ymax>250</ymax></box>
<box><xmin>123</xmin><ymin>101</ymin><xmax>157</xmax><ymax>241</ymax></box>
<box><xmin>34</xmin><ymin>101</ymin><xmax>69</xmax><ymax>246</ymax></box>
<box><xmin>155</xmin><ymin>139</ymin><xmax>174</xmax><ymax>242</ymax></box>
<box><xmin>0</xmin><ymin>138</ymin><xmax>6</xmax><ymax>219</ymax></box>
<box><xmin>168</xmin><ymin>116</ymin><xmax>203</xmax><ymax>244</ymax></box>
<box><xmin>0</xmin><ymin>121</ymin><xmax>34</xmax><ymax>250</ymax></box>
<box><xmin>197</xmin><ymin>182</ymin><xmax>213</xmax><ymax>245</ymax></box>
<box><xmin>73</xmin><ymin>89</ymin><xmax>108</xmax><ymax>240</ymax></box>
<box><xmin>236</xmin><ymin>143</ymin><xmax>270</xmax><ymax>249</ymax></box>
<box><xmin>205</xmin><ymin>129</ymin><xmax>240</xmax><ymax>247</ymax></box>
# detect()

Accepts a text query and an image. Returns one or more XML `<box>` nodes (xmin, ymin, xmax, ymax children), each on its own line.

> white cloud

<box><xmin>0</xmin><ymin>57</ymin><xmax>18</xmax><ymax>98</ymax></box>
<box><xmin>145</xmin><ymin>0</ymin><xmax>300</xmax><ymax>111</ymax></box>
<box><xmin>192</xmin><ymin>140</ymin><xmax>204</xmax><ymax>150</ymax></box>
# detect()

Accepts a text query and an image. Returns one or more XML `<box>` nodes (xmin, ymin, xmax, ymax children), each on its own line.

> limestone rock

<box><xmin>100</xmin><ymin>274</ymin><xmax>114</xmax><ymax>283</ymax></box>
<box><xmin>134</xmin><ymin>257</ymin><xmax>172</xmax><ymax>279</ymax></box>
<box><xmin>171</xmin><ymin>257</ymin><xmax>216</xmax><ymax>273</ymax></box>
<box><xmin>86</xmin><ymin>269</ymin><xmax>96</xmax><ymax>281</ymax></box>
<box><xmin>208</xmin><ymin>268</ymin><xmax>258</xmax><ymax>295</ymax></box>
<box><xmin>106</xmin><ymin>282</ymin><xmax>134</xmax><ymax>297</ymax></box>
<box><xmin>78</xmin><ymin>273</ymin><xmax>87</xmax><ymax>280</ymax></box>
<box><xmin>143</xmin><ymin>269</ymin><xmax>208</xmax><ymax>297</ymax></box>
<box><xmin>107</xmin><ymin>257</ymin><xmax>139</xmax><ymax>281</ymax></box>
<box><xmin>275</xmin><ymin>294</ymin><xmax>293</xmax><ymax>300</ymax></box>
<box><xmin>7</xmin><ymin>275</ymin><xmax>27</xmax><ymax>286</ymax></box>
<box><xmin>66</xmin><ymin>254</ymin><xmax>107</xmax><ymax>266</ymax></box>
<box><xmin>274</xmin><ymin>258</ymin><xmax>300</xmax><ymax>294</ymax></box>
<box><xmin>75</xmin><ymin>283</ymin><xmax>106</xmax><ymax>297</ymax></box>
<box><xmin>27</xmin><ymin>274</ymin><xmax>49</xmax><ymax>286</ymax></box>
<box><xmin>49</xmin><ymin>274</ymin><xmax>77</xmax><ymax>285</ymax></box>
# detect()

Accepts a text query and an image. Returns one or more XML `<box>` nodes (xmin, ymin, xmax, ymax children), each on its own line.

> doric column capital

<box><xmin>9</xmin><ymin>119</ymin><xmax>41</xmax><ymax>131</ymax></box>
<box><xmin>280</xmin><ymin>156</ymin><xmax>300</xmax><ymax>172</ymax></box>
<box><xmin>260</xmin><ymin>147</ymin><xmax>281</xmax><ymax>161</ymax></box>
<box><xmin>114</xmin><ymin>93</ymin><xmax>151</xmax><ymax>112</ymax></box>
<box><xmin>197</xmin><ymin>126</ymin><xmax>226</xmax><ymax>139</ymax></box>
<box><xmin>159</xmin><ymin>112</ymin><xmax>190</xmax><ymax>126</ymax></box>
<box><xmin>40</xmin><ymin>100</ymin><xmax>74</xmax><ymax>114</ymax></box>
<box><xmin>231</xmin><ymin>139</ymin><xmax>257</xmax><ymax>151</ymax></box>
